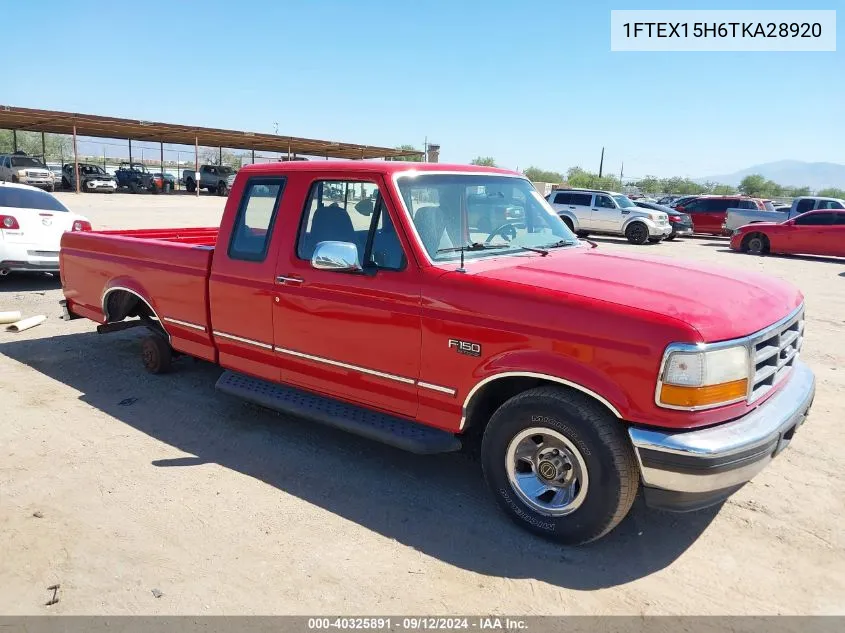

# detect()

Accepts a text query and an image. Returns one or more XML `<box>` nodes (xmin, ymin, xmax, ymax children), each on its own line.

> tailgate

<box><xmin>60</xmin><ymin>230</ymin><xmax>216</xmax><ymax>361</ymax></box>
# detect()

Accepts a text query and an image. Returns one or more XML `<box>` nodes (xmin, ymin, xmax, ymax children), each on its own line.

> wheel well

<box><xmin>461</xmin><ymin>375</ymin><xmax>620</xmax><ymax>437</ymax></box>
<box><xmin>560</xmin><ymin>215</ymin><xmax>575</xmax><ymax>230</ymax></box>
<box><xmin>103</xmin><ymin>289</ymin><xmax>168</xmax><ymax>337</ymax></box>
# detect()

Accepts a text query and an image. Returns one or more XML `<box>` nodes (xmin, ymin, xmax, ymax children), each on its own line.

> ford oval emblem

<box><xmin>42</xmin><ymin>218</ymin><xmax>52</xmax><ymax>226</ymax></box>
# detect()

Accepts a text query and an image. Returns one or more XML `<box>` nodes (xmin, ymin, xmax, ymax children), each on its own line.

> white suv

<box><xmin>547</xmin><ymin>189</ymin><xmax>671</xmax><ymax>244</ymax></box>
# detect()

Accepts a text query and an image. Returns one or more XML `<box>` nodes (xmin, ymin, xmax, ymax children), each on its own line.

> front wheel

<box><xmin>481</xmin><ymin>386</ymin><xmax>639</xmax><ymax>544</ymax></box>
<box><xmin>217</xmin><ymin>180</ymin><xmax>228</xmax><ymax>196</ymax></box>
<box><xmin>625</xmin><ymin>222</ymin><xmax>649</xmax><ymax>245</ymax></box>
<box><xmin>186</xmin><ymin>179</ymin><xmax>196</xmax><ymax>193</ymax></box>
<box><xmin>743</xmin><ymin>233</ymin><xmax>769</xmax><ymax>255</ymax></box>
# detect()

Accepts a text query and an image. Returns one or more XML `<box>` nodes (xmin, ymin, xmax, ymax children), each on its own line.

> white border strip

<box><xmin>417</xmin><ymin>381</ymin><xmax>457</xmax><ymax>396</ymax></box>
<box><xmin>275</xmin><ymin>346</ymin><xmax>416</xmax><ymax>385</ymax></box>
<box><xmin>164</xmin><ymin>317</ymin><xmax>206</xmax><ymax>332</ymax></box>
<box><xmin>213</xmin><ymin>330</ymin><xmax>273</xmax><ymax>350</ymax></box>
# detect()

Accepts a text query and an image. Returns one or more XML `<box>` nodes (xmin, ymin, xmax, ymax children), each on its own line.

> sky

<box><xmin>3</xmin><ymin>0</ymin><xmax>843</xmax><ymax>179</ymax></box>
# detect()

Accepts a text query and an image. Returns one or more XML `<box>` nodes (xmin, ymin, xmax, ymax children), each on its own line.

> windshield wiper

<box><xmin>538</xmin><ymin>239</ymin><xmax>578</xmax><ymax>249</ymax></box>
<box><xmin>436</xmin><ymin>242</ymin><xmax>510</xmax><ymax>254</ymax></box>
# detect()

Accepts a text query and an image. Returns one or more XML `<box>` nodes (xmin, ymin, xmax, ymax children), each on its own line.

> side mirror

<box><xmin>311</xmin><ymin>241</ymin><xmax>361</xmax><ymax>272</ymax></box>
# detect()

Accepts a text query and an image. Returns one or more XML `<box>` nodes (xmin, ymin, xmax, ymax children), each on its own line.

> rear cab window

<box><xmin>227</xmin><ymin>177</ymin><xmax>286</xmax><ymax>261</ymax></box>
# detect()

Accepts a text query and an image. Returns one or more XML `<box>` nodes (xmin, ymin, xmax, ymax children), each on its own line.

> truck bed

<box><xmin>60</xmin><ymin>227</ymin><xmax>218</xmax><ymax>361</ymax></box>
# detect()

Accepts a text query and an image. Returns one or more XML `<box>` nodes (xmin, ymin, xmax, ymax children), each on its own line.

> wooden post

<box><xmin>129</xmin><ymin>138</ymin><xmax>133</xmax><ymax>165</ymax></box>
<box><xmin>41</xmin><ymin>132</ymin><xmax>46</xmax><ymax>166</ymax></box>
<box><xmin>195</xmin><ymin>136</ymin><xmax>199</xmax><ymax>197</ymax></box>
<box><xmin>160</xmin><ymin>141</ymin><xmax>165</xmax><ymax>193</ymax></box>
<box><xmin>72</xmin><ymin>126</ymin><xmax>80</xmax><ymax>194</ymax></box>
<box><xmin>12</xmin><ymin>129</ymin><xmax>17</xmax><ymax>152</ymax></box>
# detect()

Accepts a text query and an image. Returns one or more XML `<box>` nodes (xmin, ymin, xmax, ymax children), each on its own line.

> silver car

<box><xmin>547</xmin><ymin>188</ymin><xmax>672</xmax><ymax>244</ymax></box>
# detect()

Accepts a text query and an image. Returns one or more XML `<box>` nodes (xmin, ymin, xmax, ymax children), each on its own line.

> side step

<box><xmin>215</xmin><ymin>371</ymin><xmax>462</xmax><ymax>455</ymax></box>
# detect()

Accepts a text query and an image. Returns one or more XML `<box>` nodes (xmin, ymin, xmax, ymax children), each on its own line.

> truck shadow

<box><xmin>0</xmin><ymin>330</ymin><xmax>720</xmax><ymax>590</ymax></box>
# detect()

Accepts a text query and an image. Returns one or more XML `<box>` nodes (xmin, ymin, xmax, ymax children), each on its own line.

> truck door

<box><xmin>272</xmin><ymin>175</ymin><xmax>421</xmax><ymax>419</ymax></box>
<box><xmin>208</xmin><ymin>175</ymin><xmax>288</xmax><ymax>382</ymax></box>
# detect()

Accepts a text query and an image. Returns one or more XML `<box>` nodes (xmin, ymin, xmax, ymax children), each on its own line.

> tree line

<box><xmin>459</xmin><ymin>154</ymin><xmax>845</xmax><ymax>200</ymax></box>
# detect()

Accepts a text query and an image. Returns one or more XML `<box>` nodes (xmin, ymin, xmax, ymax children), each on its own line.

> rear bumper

<box><xmin>671</xmin><ymin>224</ymin><xmax>693</xmax><ymax>236</ymax></box>
<box><xmin>628</xmin><ymin>360</ymin><xmax>815</xmax><ymax>511</ymax></box>
<box><xmin>0</xmin><ymin>242</ymin><xmax>60</xmax><ymax>272</ymax></box>
<box><xmin>646</xmin><ymin>222</ymin><xmax>673</xmax><ymax>237</ymax></box>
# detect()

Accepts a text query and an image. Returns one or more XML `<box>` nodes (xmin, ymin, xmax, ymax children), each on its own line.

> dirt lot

<box><xmin>1</xmin><ymin>192</ymin><xmax>843</xmax><ymax>615</ymax></box>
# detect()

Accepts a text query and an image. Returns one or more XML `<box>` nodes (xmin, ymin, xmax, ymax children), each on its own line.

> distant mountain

<box><xmin>697</xmin><ymin>161</ymin><xmax>845</xmax><ymax>190</ymax></box>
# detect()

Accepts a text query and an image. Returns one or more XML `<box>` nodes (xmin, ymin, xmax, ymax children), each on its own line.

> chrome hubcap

<box><xmin>749</xmin><ymin>237</ymin><xmax>763</xmax><ymax>253</ymax></box>
<box><xmin>505</xmin><ymin>427</ymin><xmax>589</xmax><ymax>516</ymax></box>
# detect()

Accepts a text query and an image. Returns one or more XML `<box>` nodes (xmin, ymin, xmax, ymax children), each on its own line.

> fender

<box><xmin>460</xmin><ymin>348</ymin><xmax>632</xmax><ymax>430</ymax></box>
<box><xmin>556</xmin><ymin>211</ymin><xmax>581</xmax><ymax>232</ymax></box>
<box><xmin>101</xmin><ymin>276</ymin><xmax>171</xmax><ymax>340</ymax></box>
<box><xmin>621</xmin><ymin>216</ymin><xmax>656</xmax><ymax>232</ymax></box>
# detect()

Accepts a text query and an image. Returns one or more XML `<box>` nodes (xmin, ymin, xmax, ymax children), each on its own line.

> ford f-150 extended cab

<box><xmin>59</xmin><ymin>161</ymin><xmax>815</xmax><ymax>544</ymax></box>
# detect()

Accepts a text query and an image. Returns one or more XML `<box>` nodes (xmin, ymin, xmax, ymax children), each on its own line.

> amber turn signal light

<box><xmin>660</xmin><ymin>378</ymin><xmax>748</xmax><ymax>408</ymax></box>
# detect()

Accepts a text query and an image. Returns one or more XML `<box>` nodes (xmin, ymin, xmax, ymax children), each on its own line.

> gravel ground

<box><xmin>1</xmin><ymin>192</ymin><xmax>843</xmax><ymax>615</ymax></box>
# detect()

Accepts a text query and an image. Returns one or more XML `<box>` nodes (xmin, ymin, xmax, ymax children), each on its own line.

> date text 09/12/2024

<box><xmin>622</xmin><ymin>22</ymin><xmax>823</xmax><ymax>39</ymax></box>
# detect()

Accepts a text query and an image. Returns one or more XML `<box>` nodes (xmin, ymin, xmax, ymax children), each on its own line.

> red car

<box><xmin>730</xmin><ymin>209</ymin><xmax>845</xmax><ymax>257</ymax></box>
<box><xmin>676</xmin><ymin>196</ymin><xmax>766</xmax><ymax>235</ymax></box>
<box><xmin>59</xmin><ymin>161</ymin><xmax>814</xmax><ymax>544</ymax></box>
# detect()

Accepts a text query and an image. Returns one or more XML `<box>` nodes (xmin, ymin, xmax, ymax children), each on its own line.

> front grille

<box><xmin>749</xmin><ymin>308</ymin><xmax>804</xmax><ymax>403</ymax></box>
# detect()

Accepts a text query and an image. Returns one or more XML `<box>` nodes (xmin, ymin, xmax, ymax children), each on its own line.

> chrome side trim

<box><xmin>275</xmin><ymin>346</ymin><xmax>416</xmax><ymax>385</ymax></box>
<box><xmin>417</xmin><ymin>381</ymin><xmax>457</xmax><ymax>396</ymax></box>
<box><xmin>460</xmin><ymin>371</ymin><xmax>622</xmax><ymax>430</ymax></box>
<box><xmin>163</xmin><ymin>317</ymin><xmax>206</xmax><ymax>332</ymax></box>
<box><xmin>654</xmin><ymin>303</ymin><xmax>805</xmax><ymax>411</ymax></box>
<box><xmin>101</xmin><ymin>285</ymin><xmax>170</xmax><ymax>341</ymax></box>
<box><xmin>213</xmin><ymin>331</ymin><xmax>273</xmax><ymax>350</ymax></box>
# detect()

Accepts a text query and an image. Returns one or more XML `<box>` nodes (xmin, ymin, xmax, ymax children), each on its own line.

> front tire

<box><xmin>217</xmin><ymin>180</ymin><xmax>228</xmax><ymax>196</ymax></box>
<box><xmin>481</xmin><ymin>386</ymin><xmax>639</xmax><ymax>545</ymax></box>
<box><xmin>742</xmin><ymin>233</ymin><xmax>769</xmax><ymax>255</ymax></box>
<box><xmin>625</xmin><ymin>222</ymin><xmax>649</xmax><ymax>245</ymax></box>
<box><xmin>186</xmin><ymin>179</ymin><xmax>197</xmax><ymax>193</ymax></box>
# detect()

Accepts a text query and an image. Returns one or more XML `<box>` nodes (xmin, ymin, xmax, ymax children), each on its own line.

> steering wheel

<box><xmin>485</xmin><ymin>222</ymin><xmax>518</xmax><ymax>243</ymax></box>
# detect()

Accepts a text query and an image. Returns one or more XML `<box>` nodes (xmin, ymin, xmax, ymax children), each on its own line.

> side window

<box><xmin>297</xmin><ymin>180</ymin><xmax>406</xmax><ymax>271</ymax></box>
<box><xmin>711</xmin><ymin>199</ymin><xmax>732</xmax><ymax>212</ymax></box>
<box><xmin>682</xmin><ymin>199</ymin><xmax>700</xmax><ymax>211</ymax></box>
<box><xmin>795</xmin><ymin>198</ymin><xmax>816</xmax><ymax>214</ymax></box>
<box><xmin>570</xmin><ymin>193</ymin><xmax>593</xmax><ymax>206</ymax></box>
<box><xmin>595</xmin><ymin>195</ymin><xmax>616</xmax><ymax>209</ymax></box>
<box><xmin>553</xmin><ymin>192</ymin><xmax>571</xmax><ymax>205</ymax></box>
<box><xmin>227</xmin><ymin>177</ymin><xmax>286</xmax><ymax>261</ymax></box>
<box><xmin>737</xmin><ymin>200</ymin><xmax>756</xmax><ymax>210</ymax></box>
<box><xmin>832</xmin><ymin>201</ymin><xmax>845</xmax><ymax>210</ymax></box>
<box><xmin>795</xmin><ymin>212</ymin><xmax>834</xmax><ymax>226</ymax></box>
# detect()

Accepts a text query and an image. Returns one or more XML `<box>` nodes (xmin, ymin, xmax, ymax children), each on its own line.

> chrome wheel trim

<box><xmin>505</xmin><ymin>427</ymin><xmax>589</xmax><ymax>517</ymax></box>
<box><xmin>748</xmin><ymin>237</ymin><xmax>764</xmax><ymax>254</ymax></box>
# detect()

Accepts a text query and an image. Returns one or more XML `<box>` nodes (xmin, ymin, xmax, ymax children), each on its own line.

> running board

<box><xmin>215</xmin><ymin>371</ymin><xmax>462</xmax><ymax>455</ymax></box>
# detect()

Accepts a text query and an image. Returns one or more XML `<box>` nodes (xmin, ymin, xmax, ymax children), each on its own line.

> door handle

<box><xmin>569</xmin><ymin>206</ymin><xmax>576</xmax><ymax>209</ymax></box>
<box><xmin>276</xmin><ymin>275</ymin><xmax>304</xmax><ymax>285</ymax></box>
<box><xmin>621</xmin><ymin>210</ymin><xmax>630</xmax><ymax>215</ymax></box>
<box><xmin>592</xmin><ymin>208</ymin><xmax>600</xmax><ymax>211</ymax></box>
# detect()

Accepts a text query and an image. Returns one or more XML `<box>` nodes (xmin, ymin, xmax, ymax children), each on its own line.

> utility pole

<box><xmin>598</xmin><ymin>147</ymin><xmax>605</xmax><ymax>178</ymax></box>
<box><xmin>619</xmin><ymin>161</ymin><xmax>624</xmax><ymax>188</ymax></box>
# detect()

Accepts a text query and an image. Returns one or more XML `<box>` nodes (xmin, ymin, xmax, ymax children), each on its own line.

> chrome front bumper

<box><xmin>628</xmin><ymin>360</ymin><xmax>815</xmax><ymax>511</ymax></box>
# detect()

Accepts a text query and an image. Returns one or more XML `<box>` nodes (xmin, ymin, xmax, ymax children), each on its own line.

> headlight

<box><xmin>17</xmin><ymin>169</ymin><xmax>27</xmax><ymax>177</ymax></box>
<box><xmin>657</xmin><ymin>345</ymin><xmax>749</xmax><ymax>409</ymax></box>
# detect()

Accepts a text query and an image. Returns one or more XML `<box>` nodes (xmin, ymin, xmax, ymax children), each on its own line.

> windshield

<box><xmin>0</xmin><ymin>187</ymin><xmax>70</xmax><ymax>212</ymax></box>
<box><xmin>612</xmin><ymin>194</ymin><xmax>636</xmax><ymax>208</ymax></box>
<box><xmin>80</xmin><ymin>165</ymin><xmax>105</xmax><ymax>175</ymax></box>
<box><xmin>11</xmin><ymin>157</ymin><xmax>46</xmax><ymax>168</ymax></box>
<box><xmin>396</xmin><ymin>174</ymin><xmax>576</xmax><ymax>262</ymax></box>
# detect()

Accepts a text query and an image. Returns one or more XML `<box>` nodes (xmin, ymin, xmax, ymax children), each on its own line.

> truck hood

<box><xmin>471</xmin><ymin>248</ymin><xmax>802</xmax><ymax>341</ymax></box>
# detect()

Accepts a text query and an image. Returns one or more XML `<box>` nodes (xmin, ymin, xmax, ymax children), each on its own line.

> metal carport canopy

<box><xmin>0</xmin><ymin>105</ymin><xmax>422</xmax><ymax>160</ymax></box>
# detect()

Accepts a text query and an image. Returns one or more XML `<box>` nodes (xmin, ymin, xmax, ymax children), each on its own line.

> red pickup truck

<box><xmin>59</xmin><ymin>161</ymin><xmax>815</xmax><ymax>544</ymax></box>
